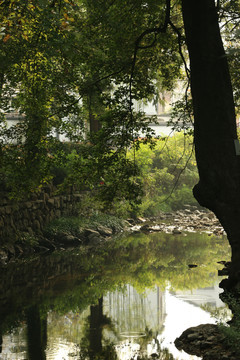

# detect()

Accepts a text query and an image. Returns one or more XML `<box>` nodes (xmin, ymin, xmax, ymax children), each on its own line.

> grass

<box><xmin>43</xmin><ymin>213</ymin><xmax>128</xmax><ymax>239</ymax></box>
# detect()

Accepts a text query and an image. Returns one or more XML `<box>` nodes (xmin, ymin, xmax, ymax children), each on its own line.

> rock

<box><xmin>0</xmin><ymin>249</ymin><xmax>8</xmax><ymax>263</ymax></box>
<box><xmin>150</xmin><ymin>353</ymin><xmax>158</xmax><ymax>358</ymax></box>
<box><xmin>84</xmin><ymin>228</ymin><xmax>100</xmax><ymax>237</ymax></box>
<box><xmin>97</xmin><ymin>225</ymin><xmax>113</xmax><ymax>237</ymax></box>
<box><xmin>137</xmin><ymin>217</ymin><xmax>147</xmax><ymax>223</ymax></box>
<box><xmin>33</xmin><ymin>245</ymin><xmax>50</xmax><ymax>254</ymax></box>
<box><xmin>172</xmin><ymin>228</ymin><xmax>182</xmax><ymax>234</ymax></box>
<box><xmin>38</xmin><ymin>238</ymin><xmax>57</xmax><ymax>250</ymax></box>
<box><xmin>140</xmin><ymin>224</ymin><xmax>151</xmax><ymax>231</ymax></box>
<box><xmin>218</xmin><ymin>260</ymin><xmax>228</xmax><ymax>265</ymax></box>
<box><xmin>88</xmin><ymin>233</ymin><xmax>104</xmax><ymax>246</ymax></box>
<box><xmin>184</xmin><ymin>205</ymin><xmax>198</xmax><ymax>211</ymax></box>
<box><xmin>60</xmin><ymin>234</ymin><xmax>81</xmax><ymax>246</ymax></box>
<box><xmin>174</xmin><ymin>324</ymin><xmax>238</xmax><ymax>360</ymax></box>
<box><xmin>126</xmin><ymin>218</ymin><xmax>136</xmax><ymax>225</ymax></box>
<box><xmin>5</xmin><ymin>206</ymin><xmax>12</xmax><ymax>214</ymax></box>
<box><xmin>4</xmin><ymin>244</ymin><xmax>15</xmax><ymax>256</ymax></box>
<box><xmin>188</xmin><ymin>264</ymin><xmax>198</xmax><ymax>268</ymax></box>
<box><xmin>206</xmin><ymin>212</ymin><xmax>216</xmax><ymax>220</ymax></box>
<box><xmin>149</xmin><ymin>209</ymin><xmax>223</xmax><ymax>236</ymax></box>
<box><xmin>187</xmin><ymin>333</ymin><xmax>200</xmax><ymax>341</ymax></box>
<box><xmin>132</xmin><ymin>230</ymin><xmax>141</xmax><ymax>234</ymax></box>
<box><xmin>47</xmin><ymin>199</ymin><xmax>55</xmax><ymax>208</ymax></box>
<box><xmin>150</xmin><ymin>225</ymin><xmax>162</xmax><ymax>232</ymax></box>
<box><xmin>33</xmin><ymin>220</ymin><xmax>41</xmax><ymax>231</ymax></box>
<box><xmin>207</xmin><ymin>336</ymin><xmax>217</xmax><ymax>342</ymax></box>
<box><xmin>201</xmin><ymin>217</ymin><xmax>211</xmax><ymax>224</ymax></box>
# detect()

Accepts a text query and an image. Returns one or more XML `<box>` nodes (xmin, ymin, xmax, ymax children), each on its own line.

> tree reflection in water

<box><xmin>26</xmin><ymin>305</ymin><xmax>47</xmax><ymax>360</ymax></box>
<box><xmin>0</xmin><ymin>231</ymin><xmax>231</xmax><ymax>359</ymax></box>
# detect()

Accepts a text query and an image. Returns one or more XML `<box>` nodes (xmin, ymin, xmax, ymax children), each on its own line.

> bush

<box><xmin>127</xmin><ymin>132</ymin><xmax>200</xmax><ymax>216</ymax></box>
<box><xmin>44</xmin><ymin>213</ymin><xmax>127</xmax><ymax>238</ymax></box>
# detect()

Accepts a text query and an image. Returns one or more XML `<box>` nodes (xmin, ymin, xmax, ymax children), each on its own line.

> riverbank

<box><xmin>0</xmin><ymin>207</ymin><xmax>225</xmax><ymax>265</ymax></box>
<box><xmin>0</xmin><ymin>213</ymin><xmax>128</xmax><ymax>264</ymax></box>
<box><xmin>130</xmin><ymin>207</ymin><xmax>224</xmax><ymax>236</ymax></box>
<box><xmin>0</xmin><ymin>208</ymin><xmax>235</xmax><ymax>360</ymax></box>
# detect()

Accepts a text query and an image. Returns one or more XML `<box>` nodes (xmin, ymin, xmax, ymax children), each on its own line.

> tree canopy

<box><xmin>0</xmin><ymin>0</ymin><xmax>239</xmax><ymax>224</ymax></box>
<box><xmin>0</xmin><ymin>0</ymin><xmax>182</xmax><ymax>200</ymax></box>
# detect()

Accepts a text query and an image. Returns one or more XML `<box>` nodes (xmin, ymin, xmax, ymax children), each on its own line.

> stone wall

<box><xmin>0</xmin><ymin>184</ymin><xmax>82</xmax><ymax>241</ymax></box>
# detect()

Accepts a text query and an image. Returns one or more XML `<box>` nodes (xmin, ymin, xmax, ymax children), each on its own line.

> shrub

<box><xmin>127</xmin><ymin>132</ymin><xmax>200</xmax><ymax>216</ymax></box>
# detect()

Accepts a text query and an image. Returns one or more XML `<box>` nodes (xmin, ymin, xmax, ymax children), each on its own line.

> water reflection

<box><xmin>0</xmin><ymin>231</ymin><xmax>231</xmax><ymax>359</ymax></box>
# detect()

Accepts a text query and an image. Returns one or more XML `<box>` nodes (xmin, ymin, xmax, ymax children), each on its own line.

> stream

<box><xmin>0</xmin><ymin>230</ymin><xmax>231</xmax><ymax>360</ymax></box>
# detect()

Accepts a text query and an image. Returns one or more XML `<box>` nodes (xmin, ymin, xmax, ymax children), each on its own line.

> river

<box><xmin>0</xmin><ymin>231</ymin><xmax>231</xmax><ymax>360</ymax></box>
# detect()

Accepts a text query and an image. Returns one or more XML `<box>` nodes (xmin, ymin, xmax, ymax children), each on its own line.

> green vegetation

<box><xmin>0</xmin><ymin>0</ymin><xmax>182</xmax><ymax>201</ymax></box>
<box><xmin>0</xmin><ymin>0</ymin><xmax>239</xmax><ymax>222</ymax></box>
<box><xmin>217</xmin><ymin>291</ymin><xmax>240</xmax><ymax>355</ymax></box>
<box><xmin>44</xmin><ymin>213</ymin><xmax>127</xmax><ymax>239</ymax></box>
<box><xmin>1</xmin><ymin>231</ymin><xmax>231</xmax><ymax>332</ymax></box>
<box><xmin>44</xmin><ymin>132</ymin><xmax>199</xmax><ymax>219</ymax></box>
<box><xmin>127</xmin><ymin>132</ymin><xmax>199</xmax><ymax>215</ymax></box>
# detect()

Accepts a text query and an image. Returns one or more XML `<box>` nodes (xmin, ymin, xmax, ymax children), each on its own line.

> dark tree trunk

<box><xmin>26</xmin><ymin>305</ymin><xmax>47</xmax><ymax>360</ymax></box>
<box><xmin>182</xmin><ymin>0</ymin><xmax>240</xmax><ymax>284</ymax></box>
<box><xmin>89</xmin><ymin>297</ymin><xmax>103</xmax><ymax>357</ymax></box>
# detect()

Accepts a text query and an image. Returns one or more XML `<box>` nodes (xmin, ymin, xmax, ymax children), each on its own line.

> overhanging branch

<box><xmin>169</xmin><ymin>20</ymin><xmax>190</xmax><ymax>80</ymax></box>
<box><xmin>129</xmin><ymin>0</ymin><xmax>171</xmax><ymax>120</ymax></box>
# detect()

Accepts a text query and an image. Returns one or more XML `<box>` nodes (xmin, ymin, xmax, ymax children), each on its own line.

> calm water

<box><xmin>0</xmin><ymin>231</ymin><xmax>231</xmax><ymax>360</ymax></box>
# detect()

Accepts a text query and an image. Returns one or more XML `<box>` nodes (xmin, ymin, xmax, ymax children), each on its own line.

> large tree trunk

<box><xmin>181</xmin><ymin>0</ymin><xmax>240</xmax><ymax>284</ymax></box>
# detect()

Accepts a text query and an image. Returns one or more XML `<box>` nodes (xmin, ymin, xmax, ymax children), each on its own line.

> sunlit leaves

<box><xmin>127</xmin><ymin>133</ymin><xmax>198</xmax><ymax>214</ymax></box>
<box><xmin>0</xmin><ymin>0</ymin><xmax>195</xmax><ymax>201</ymax></box>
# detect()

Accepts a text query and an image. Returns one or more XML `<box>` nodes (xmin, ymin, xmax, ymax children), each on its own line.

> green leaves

<box><xmin>0</xmin><ymin>0</ymin><xmax>187</xmax><ymax>203</ymax></box>
<box><xmin>127</xmin><ymin>132</ymin><xmax>199</xmax><ymax>215</ymax></box>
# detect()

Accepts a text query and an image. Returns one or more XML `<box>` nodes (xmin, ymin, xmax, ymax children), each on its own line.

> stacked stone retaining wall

<box><xmin>0</xmin><ymin>184</ymin><xmax>82</xmax><ymax>241</ymax></box>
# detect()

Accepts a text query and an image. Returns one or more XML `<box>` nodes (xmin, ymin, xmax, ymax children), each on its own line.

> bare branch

<box><xmin>169</xmin><ymin>20</ymin><xmax>190</xmax><ymax>79</ymax></box>
<box><xmin>93</xmin><ymin>67</ymin><xmax>125</xmax><ymax>86</ymax></box>
<box><xmin>158</xmin><ymin>140</ymin><xmax>195</xmax><ymax>205</ymax></box>
<box><xmin>129</xmin><ymin>0</ymin><xmax>171</xmax><ymax>120</ymax></box>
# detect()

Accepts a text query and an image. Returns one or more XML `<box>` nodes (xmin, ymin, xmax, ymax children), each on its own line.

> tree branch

<box><xmin>50</xmin><ymin>67</ymin><xmax>125</xmax><ymax>118</ymax></box>
<box><xmin>129</xmin><ymin>0</ymin><xmax>171</xmax><ymax>122</ymax></box>
<box><xmin>169</xmin><ymin>20</ymin><xmax>190</xmax><ymax>80</ymax></box>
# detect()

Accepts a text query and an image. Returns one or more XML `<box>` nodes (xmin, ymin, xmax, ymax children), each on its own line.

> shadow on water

<box><xmin>0</xmin><ymin>231</ymin><xmax>233</xmax><ymax>359</ymax></box>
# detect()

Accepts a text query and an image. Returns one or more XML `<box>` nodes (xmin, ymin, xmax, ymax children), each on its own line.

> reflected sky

<box><xmin>0</xmin><ymin>231</ymin><xmax>231</xmax><ymax>360</ymax></box>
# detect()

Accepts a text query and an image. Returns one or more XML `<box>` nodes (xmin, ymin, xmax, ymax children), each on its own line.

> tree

<box><xmin>1</xmin><ymin>0</ymin><xmax>240</xmax><ymax>281</ymax></box>
<box><xmin>181</xmin><ymin>0</ymin><xmax>240</xmax><ymax>286</ymax></box>
<box><xmin>0</xmin><ymin>0</ymin><xmax>183</xmax><ymax>205</ymax></box>
<box><xmin>0</xmin><ymin>0</ymin><xmax>83</xmax><ymax>195</ymax></box>
<box><xmin>83</xmin><ymin>0</ymin><xmax>240</xmax><ymax>284</ymax></box>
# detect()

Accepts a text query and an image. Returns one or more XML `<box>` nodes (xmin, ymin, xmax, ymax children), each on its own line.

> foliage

<box><xmin>0</xmin><ymin>0</ymin><xmax>182</xmax><ymax>200</ymax></box>
<box><xmin>43</xmin><ymin>213</ymin><xmax>127</xmax><ymax>239</ymax></box>
<box><xmin>126</xmin><ymin>132</ymin><xmax>199</xmax><ymax>216</ymax></box>
<box><xmin>0</xmin><ymin>0</ymin><xmax>239</xmax><ymax>213</ymax></box>
<box><xmin>219</xmin><ymin>0</ymin><xmax>240</xmax><ymax>115</ymax></box>
<box><xmin>45</xmin><ymin>131</ymin><xmax>199</xmax><ymax>217</ymax></box>
<box><xmin>0</xmin><ymin>0</ymin><xmax>81</xmax><ymax>196</ymax></box>
<box><xmin>218</xmin><ymin>291</ymin><xmax>240</xmax><ymax>355</ymax></box>
<box><xmin>0</xmin><ymin>230</ymin><xmax>231</xmax><ymax>333</ymax></box>
<box><xmin>15</xmin><ymin>231</ymin><xmax>39</xmax><ymax>246</ymax></box>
